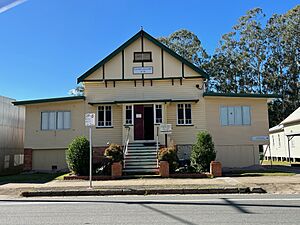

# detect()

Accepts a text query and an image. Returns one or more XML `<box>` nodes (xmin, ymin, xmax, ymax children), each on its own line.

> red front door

<box><xmin>134</xmin><ymin>105</ymin><xmax>144</xmax><ymax>140</ymax></box>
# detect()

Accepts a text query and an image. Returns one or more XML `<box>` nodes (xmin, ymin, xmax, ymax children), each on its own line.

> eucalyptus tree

<box><xmin>158</xmin><ymin>29</ymin><xmax>209</xmax><ymax>68</ymax></box>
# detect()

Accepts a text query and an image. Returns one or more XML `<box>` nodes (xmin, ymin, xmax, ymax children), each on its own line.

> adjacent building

<box><xmin>266</xmin><ymin>107</ymin><xmax>300</xmax><ymax>162</ymax></box>
<box><xmin>13</xmin><ymin>30</ymin><xmax>278</xmax><ymax>173</ymax></box>
<box><xmin>0</xmin><ymin>96</ymin><xmax>25</xmax><ymax>175</ymax></box>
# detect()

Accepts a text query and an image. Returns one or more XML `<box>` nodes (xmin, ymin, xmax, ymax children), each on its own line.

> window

<box><xmin>220</xmin><ymin>106</ymin><xmax>251</xmax><ymax>126</ymax></box>
<box><xmin>41</xmin><ymin>111</ymin><xmax>71</xmax><ymax>130</ymax></box>
<box><xmin>133</xmin><ymin>52</ymin><xmax>152</xmax><ymax>62</ymax></box>
<box><xmin>272</xmin><ymin>135</ymin><xmax>275</xmax><ymax>147</ymax></box>
<box><xmin>278</xmin><ymin>134</ymin><xmax>281</xmax><ymax>147</ymax></box>
<box><xmin>98</xmin><ymin>106</ymin><xmax>112</xmax><ymax>127</ymax></box>
<box><xmin>125</xmin><ymin>105</ymin><xmax>133</xmax><ymax>125</ymax></box>
<box><xmin>155</xmin><ymin>104</ymin><xmax>163</xmax><ymax>124</ymax></box>
<box><xmin>177</xmin><ymin>104</ymin><xmax>192</xmax><ymax>125</ymax></box>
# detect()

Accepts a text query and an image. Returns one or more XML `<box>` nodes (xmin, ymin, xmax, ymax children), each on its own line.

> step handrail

<box><xmin>123</xmin><ymin>126</ymin><xmax>130</xmax><ymax>168</ymax></box>
<box><xmin>156</xmin><ymin>126</ymin><xmax>159</xmax><ymax>168</ymax></box>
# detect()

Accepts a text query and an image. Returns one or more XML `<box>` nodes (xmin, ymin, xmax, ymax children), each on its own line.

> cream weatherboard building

<box><xmin>13</xmin><ymin>30</ymin><xmax>277</xmax><ymax>173</ymax></box>
<box><xmin>265</xmin><ymin>107</ymin><xmax>300</xmax><ymax>162</ymax></box>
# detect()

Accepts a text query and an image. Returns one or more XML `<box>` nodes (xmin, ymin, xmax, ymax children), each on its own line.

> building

<box><xmin>0</xmin><ymin>96</ymin><xmax>25</xmax><ymax>175</ymax></box>
<box><xmin>266</xmin><ymin>107</ymin><xmax>300</xmax><ymax>162</ymax></box>
<box><xmin>13</xmin><ymin>30</ymin><xmax>278</xmax><ymax>173</ymax></box>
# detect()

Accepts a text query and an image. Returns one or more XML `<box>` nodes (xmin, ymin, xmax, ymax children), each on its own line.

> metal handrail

<box><xmin>156</xmin><ymin>126</ymin><xmax>159</xmax><ymax>168</ymax></box>
<box><xmin>123</xmin><ymin>126</ymin><xmax>130</xmax><ymax>168</ymax></box>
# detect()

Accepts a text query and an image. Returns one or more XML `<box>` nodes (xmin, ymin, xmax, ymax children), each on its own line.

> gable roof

<box><xmin>280</xmin><ymin>107</ymin><xmax>300</xmax><ymax>125</ymax></box>
<box><xmin>77</xmin><ymin>30</ymin><xmax>209</xmax><ymax>83</ymax></box>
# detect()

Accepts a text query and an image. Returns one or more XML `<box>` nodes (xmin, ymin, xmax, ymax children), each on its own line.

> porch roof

<box><xmin>88</xmin><ymin>98</ymin><xmax>199</xmax><ymax>105</ymax></box>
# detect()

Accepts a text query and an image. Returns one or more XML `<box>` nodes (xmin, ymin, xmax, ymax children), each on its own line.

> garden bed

<box><xmin>169</xmin><ymin>173</ymin><xmax>212</xmax><ymax>178</ymax></box>
<box><xmin>64</xmin><ymin>175</ymin><xmax>114</xmax><ymax>180</ymax></box>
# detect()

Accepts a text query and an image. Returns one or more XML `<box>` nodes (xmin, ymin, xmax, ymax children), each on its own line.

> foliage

<box><xmin>160</xmin><ymin>6</ymin><xmax>300</xmax><ymax>127</ymax></box>
<box><xmin>66</xmin><ymin>136</ymin><xmax>90</xmax><ymax>175</ymax></box>
<box><xmin>158</xmin><ymin>29</ymin><xmax>209</xmax><ymax>67</ymax></box>
<box><xmin>191</xmin><ymin>131</ymin><xmax>216</xmax><ymax>172</ymax></box>
<box><xmin>158</xmin><ymin>146</ymin><xmax>179</xmax><ymax>172</ymax></box>
<box><xmin>104</xmin><ymin>144</ymin><xmax>123</xmax><ymax>163</ymax></box>
<box><xmin>69</xmin><ymin>83</ymin><xmax>84</xmax><ymax>96</ymax></box>
<box><xmin>93</xmin><ymin>156</ymin><xmax>112</xmax><ymax>175</ymax></box>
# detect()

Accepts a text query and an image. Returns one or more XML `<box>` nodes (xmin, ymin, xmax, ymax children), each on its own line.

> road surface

<box><xmin>1</xmin><ymin>194</ymin><xmax>300</xmax><ymax>224</ymax></box>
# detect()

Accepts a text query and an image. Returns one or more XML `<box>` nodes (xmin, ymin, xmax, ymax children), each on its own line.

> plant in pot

<box><xmin>158</xmin><ymin>146</ymin><xmax>179</xmax><ymax>173</ymax></box>
<box><xmin>104</xmin><ymin>144</ymin><xmax>123</xmax><ymax>177</ymax></box>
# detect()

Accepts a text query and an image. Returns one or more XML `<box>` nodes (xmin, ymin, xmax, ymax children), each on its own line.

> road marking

<box><xmin>1</xmin><ymin>198</ymin><xmax>300</xmax><ymax>206</ymax></box>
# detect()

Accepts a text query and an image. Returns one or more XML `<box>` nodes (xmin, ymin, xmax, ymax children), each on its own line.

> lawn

<box><xmin>224</xmin><ymin>169</ymin><xmax>295</xmax><ymax>177</ymax></box>
<box><xmin>0</xmin><ymin>172</ymin><xmax>69</xmax><ymax>184</ymax></box>
<box><xmin>261</xmin><ymin>160</ymin><xmax>298</xmax><ymax>166</ymax></box>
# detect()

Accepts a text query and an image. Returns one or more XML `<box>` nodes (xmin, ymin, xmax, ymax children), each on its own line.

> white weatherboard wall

<box><xmin>0</xmin><ymin>96</ymin><xmax>25</xmax><ymax>174</ymax></box>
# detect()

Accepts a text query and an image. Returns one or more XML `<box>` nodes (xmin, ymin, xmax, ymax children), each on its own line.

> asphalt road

<box><xmin>1</xmin><ymin>194</ymin><xmax>300</xmax><ymax>225</ymax></box>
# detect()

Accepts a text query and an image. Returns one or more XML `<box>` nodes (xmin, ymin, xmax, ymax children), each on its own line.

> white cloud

<box><xmin>0</xmin><ymin>0</ymin><xmax>27</xmax><ymax>14</ymax></box>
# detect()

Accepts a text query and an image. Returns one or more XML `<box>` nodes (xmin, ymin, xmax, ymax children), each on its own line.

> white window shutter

<box><xmin>63</xmin><ymin>112</ymin><xmax>71</xmax><ymax>129</ymax></box>
<box><xmin>234</xmin><ymin>106</ymin><xmax>242</xmax><ymax>125</ymax></box>
<box><xmin>57</xmin><ymin>112</ymin><xmax>64</xmax><ymax>129</ymax></box>
<box><xmin>48</xmin><ymin>112</ymin><xmax>56</xmax><ymax>130</ymax></box>
<box><xmin>220</xmin><ymin>107</ymin><xmax>228</xmax><ymax>126</ymax></box>
<box><xmin>228</xmin><ymin>107</ymin><xmax>235</xmax><ymax>125</ymax></box>
<box><xmin>41</xmin><ymin>112</ymin><xmax>49</xmax><ymax>130</ymax></box>
<box><xmin>242</xmin><ymin>106</ymin><xmax>251</xmax><ymax>125</ymax></box>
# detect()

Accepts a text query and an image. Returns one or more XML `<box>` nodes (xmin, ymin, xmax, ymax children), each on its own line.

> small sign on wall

<box><xmin>136</xmin><ymin>113</ymin><xmax>142</xmax><ymax>118</ymax></box>
<box><xmin>251</xmin><ymin>136</ymin><xmax>269</xmax><ymax>141</ymax></box>
<box><xmin>133</xmin><ymin>66</ymin><xmax>153</xmax><ymax>74</ymax></box>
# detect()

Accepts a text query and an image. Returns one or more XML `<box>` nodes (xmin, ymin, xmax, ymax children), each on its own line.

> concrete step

<box><xmin>123</xmin><ymin>168</ymin><xmax>159</xmax><ymax>174</ymax></box>
<box><xmin>127</xmin><ymin>149</ymin><xmax>157</xmax><ymax>153</ymax></box>
<box><xmin>128</xmin><ymin>146</ymin><xmax>157</xmax><ymax>149</ymax></box>
<box><xmin>124</xmin><ymin>158</ymin><xmax>157</xmax><ymax>162</ymax></box>
<box><xmin>124</xmin><ymin>165</ymin><xmax>158</xmax><ymax>169</ymax></box>
<box><xmin>125</xmin><ymin>161</ymin><xmax>158</xmax><ymax>166</ymax></box>
<box><xmin>125</xmin><ymin>152</ymin><xmax>157</xmax><ymax>157</ymax></box>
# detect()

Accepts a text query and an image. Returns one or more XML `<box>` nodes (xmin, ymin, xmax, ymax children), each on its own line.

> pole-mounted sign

<box><xmin>85</xmin><ymin>113</ymin><xmax>95</xmax><ymax>189</ymax></box>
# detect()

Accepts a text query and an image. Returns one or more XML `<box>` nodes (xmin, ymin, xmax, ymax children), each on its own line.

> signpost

<box><xmin>159</xmin><ymin>124</ymin><xmax>172</xmax><ymax>147</ymax></box>
<box><xmin>85</xmin><ymin>113</ymin><xmax>95</xmax><ymax>189</ymax></box>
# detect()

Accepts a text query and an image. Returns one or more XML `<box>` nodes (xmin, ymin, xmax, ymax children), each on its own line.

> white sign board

<box><xmin>85</xmin><ymin>113</ymin><xmax>95</xmax><ymax>127</ymax></box>
<box><xmin>160</xmin><ymin>124</ymin><xmax>172</xmax><ymax>134</ymax></box>
<box><xmin>251</xmin><ymin>136</ymin><xmax>269</xmax><ymax>141</ymax></box>
<box><xmin>133</xmin><ymin>66</ymin><xmax>153</xmax><ymax>74</ymax></box>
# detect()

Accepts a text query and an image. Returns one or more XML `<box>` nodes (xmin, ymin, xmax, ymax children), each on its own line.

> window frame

<box><xmin>97</xmin><ymin>105</ymin><xmax>113</xmax><ymax>128</ymax></box>
<box><xmin>219</xmin><ymin>105</ymin><xmax>251</xmax><ymax>127</ymax></box>
<box><xmin>154</xmin><ymin>104</ymin><xmax>163</xmax><ymax>124</ymax></box>
<box><xmin>41</xmin><ymin>111</ymin><xmax>71</xmax><ymax>131</ymax></box>
<box><xmin>125</xmin><ymin>105</ymin><xmax>134</xmax><ymax>125</ymax></box>
<box><xmin>133</xmin><ymin>52</ymin><xmax>152</xmax><ymax>62</ymax></box>
<box><xmin>176</xmin><ymin>103</ymin><xmax>193</xmax><ymax>126</ymax></box>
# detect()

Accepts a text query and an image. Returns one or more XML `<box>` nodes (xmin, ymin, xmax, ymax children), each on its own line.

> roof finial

<box><xmin>141</xmin><ymin>26</ymin><xmax>143</xmax><ymax>31</ymax></box>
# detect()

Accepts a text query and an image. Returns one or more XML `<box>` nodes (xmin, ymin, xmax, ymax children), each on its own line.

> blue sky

<box><xmin>0</xmin><ymin>0</ymin><xmax>299</xmax><ymax>100</ymax></box>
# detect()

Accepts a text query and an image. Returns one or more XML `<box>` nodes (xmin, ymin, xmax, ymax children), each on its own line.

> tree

<box><xmin>158</xmin><ymin>29</ymin><xmax>209</xmax><ymax>67</ymax></box>
<box><xmin>191</xmin><ymin>131</ymin><xmax>216</xmax><ymax>172</ymax></box>
<box><xmin>66</xmin><ymin>136</ymin><xmax>90</xmax><ymax>175</ymax></box>
<box><xmin>69</xmin><ymin>83</ymin><xmax>84</xmax><ymax>96</ymax></box>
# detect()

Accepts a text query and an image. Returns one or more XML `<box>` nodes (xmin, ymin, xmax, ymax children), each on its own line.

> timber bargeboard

<box><xmin>77</xmin><ymin>30</ymin><xmax>208</xmax><ymax>83</ymax></box>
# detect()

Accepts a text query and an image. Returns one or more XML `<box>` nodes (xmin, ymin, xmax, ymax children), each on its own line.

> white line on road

<box><xmin>1</xmin><ymin>198</ymin><xmax>300</xmax><ymax>206</ymax></box>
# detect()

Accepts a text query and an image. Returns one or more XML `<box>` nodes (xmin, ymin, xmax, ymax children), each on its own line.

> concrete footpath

<box><xmin>1</xmin><ymin>174</ymin><xmax>300</xmax><ymax>198</ymax></box>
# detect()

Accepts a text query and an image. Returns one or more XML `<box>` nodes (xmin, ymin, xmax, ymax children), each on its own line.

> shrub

<box><xmin>104</xmin><ymin>144</ymin><xmax>123</xmax><ymax>162</ymax></box>
<box><xmin>158</xmin><ymin>146</ymin><xmax>179</xmax><ymax>172</ymax></box>
<box><xmin>66</xmin><ymin>136</ymin><xmax>90</xmax><ymax>175</ymax></box>
<box><xmin>191</xmin><ymin>131</ymin><xmax>216</xmax><ymax>172</ymax></box>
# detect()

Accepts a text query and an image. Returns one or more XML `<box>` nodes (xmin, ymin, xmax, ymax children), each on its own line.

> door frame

<box><xmin>122</xmin><ymin>103</ymin><xmax>165</xmax><ymax>142</ymax></box>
